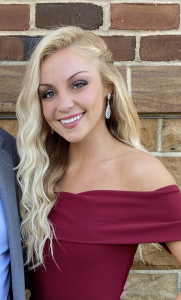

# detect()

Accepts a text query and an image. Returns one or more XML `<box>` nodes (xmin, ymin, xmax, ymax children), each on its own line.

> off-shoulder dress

<box><xmin>29</xmin><ymin>185</ymin><xmax>181</xmax><ymax>300</ymax></box>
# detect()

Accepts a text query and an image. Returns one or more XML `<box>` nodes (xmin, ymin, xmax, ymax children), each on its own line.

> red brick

<box><xmin>102</xmin><ymin>36</ymin><xmax>136</xmax><ymax>61</ymax></box>
<box><xmin>36</xmin><ymin>3</ymin><xmax>103</xmax><ymax>30</ymax></box>
<box><xmin>0</xmin><ymin>36</ymin><xmax>42</xmax><ymax>61</ymax></box>
<box><xmin>140</xmin><ymin>35</ymin><xmax>181</xmax><ymax>61</ymax></box>
<box><xmin>0</xmin><ymin>66</ymin><xmax>26</xmax><ymax>112</ymax></box>
<box><xmin>132</xmin><ymin>66</ymin><xmax>181</xmax><ymax>113</ymax></box>
<box><xmin>0</xmin><ymin>5</ymin><xmax>30</xmax><ymax>31</ymax></box>
<box><xmin>110</xmin><ymin>4</ymin><xmax>180</xmax><ymax>31</ymax></box>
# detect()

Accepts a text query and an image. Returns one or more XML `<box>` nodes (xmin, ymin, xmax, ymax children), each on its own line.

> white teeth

<box><xmin>61</xmin><ymin>113</ymin><xmax>83</xmax><ymax>124</ymax></box>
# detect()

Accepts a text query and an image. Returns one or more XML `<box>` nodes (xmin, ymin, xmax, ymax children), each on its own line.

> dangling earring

<box><xmin>51</xmin><ymin>128</ymin><xmax>54</xmax><ymax>134</ymax></box>
<box><xmin>105</xmin><ymin>93</ymin><xmax>111</xmax><ymax>119</ymax></box>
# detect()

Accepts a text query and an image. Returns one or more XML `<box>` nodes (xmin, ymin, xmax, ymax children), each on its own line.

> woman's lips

<box><xmin>59</xmin><ymin>112</ymin><xmax>85</xmax><ymax>129</ymax></box>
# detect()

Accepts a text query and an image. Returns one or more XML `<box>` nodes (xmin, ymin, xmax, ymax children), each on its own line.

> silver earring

<box><xmin>51</xmin><ymin>128</ymin><xmax>54</xmax><ymax>134</ymax></box>
<box><xmin>105</xmin><ymin>93</ymin><xmax>111</xmax><ymax>119</ymax></box>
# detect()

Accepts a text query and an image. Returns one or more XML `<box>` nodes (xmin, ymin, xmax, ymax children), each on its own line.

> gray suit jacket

<box><xmin>0</xmin><ymin>128</ymin><xmax>25</xmax><ymax>300</ymax></box>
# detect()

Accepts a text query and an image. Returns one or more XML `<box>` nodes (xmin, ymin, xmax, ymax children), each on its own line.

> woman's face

<box><xmin>39</xmin><ymin>47</ymin><xmax>111</xmax><ymax>143</ymax></box>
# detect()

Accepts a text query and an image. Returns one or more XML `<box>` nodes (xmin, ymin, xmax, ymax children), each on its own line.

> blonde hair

<box><xmin>16</xmin><ymin>26</ymin><xmax>145</xmax><ymax>268</ymax></box>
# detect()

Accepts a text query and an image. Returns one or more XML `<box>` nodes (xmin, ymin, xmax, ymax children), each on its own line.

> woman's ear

<box><xmin>105</xmin><ymin>83</ymin><xmax>114</xmax><ymax>95</ymax></box>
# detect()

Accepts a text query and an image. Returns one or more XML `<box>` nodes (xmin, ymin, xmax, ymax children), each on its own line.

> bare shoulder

<box><xmin>120</xmin><ymin>147</ymin><xmax>176</xmax><ymax>191</ymax></box>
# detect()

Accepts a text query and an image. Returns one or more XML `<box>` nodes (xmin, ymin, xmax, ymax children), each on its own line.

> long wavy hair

<box><xmin>16</xmin><ymin>26</ymin><xmax>145</xmax><ymax>268</ymax></box>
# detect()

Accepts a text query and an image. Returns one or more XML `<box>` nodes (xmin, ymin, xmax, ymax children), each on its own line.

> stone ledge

<box><xmin>132</xmin><ymin>66</ymin><xmax>181</xmax><ymax>113</ymax></box>
<box><xmin>127</xmin><ymin>273</ymin><xmax>178</xmax><ymax>300</ymax></box>
<box><xmin>158</xmin><ymin>157</ymin><xmax>181</xmax><ymax>189</ymax></box>
<box><xmin>0</xmin><ymin>65</ymin><xmax>26</xmax><ymax>112</ymax></box>
<box><xmin>0</xmin><ymin>119</ymin><xmax>18</xmax><ymax>137</ymax></box>
<box><xmin>140</xmin><ymin>119</ymin><xmax>157</xmax><ymax>152</ymax></box>
<box><xmin>162</xmin><ymin>119</ymin><xmax>181</xmax><ymax>152</ymax></box>
<box><xmin>132</xmin><ymin>244</ymin><xmax>180</xmax><ymax>270</ymax></box>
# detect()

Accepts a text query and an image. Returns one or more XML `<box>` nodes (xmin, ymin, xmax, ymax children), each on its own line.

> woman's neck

<box><xmin>67</xmin><ymin>127</ymin><xmax>121</xmax><ymax>169</ymax></box>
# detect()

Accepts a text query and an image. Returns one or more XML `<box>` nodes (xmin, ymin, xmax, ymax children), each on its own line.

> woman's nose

<box><xmin>56</xmin><ymin>93</ymin><xmax>74</xmax><ymax>113</ymax></box>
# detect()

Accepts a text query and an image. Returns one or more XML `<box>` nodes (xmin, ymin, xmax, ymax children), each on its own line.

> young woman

<box><xmin>16</xmin><ymin>26</ymin><xmax>181</xmax><ymax>300</ymax></box>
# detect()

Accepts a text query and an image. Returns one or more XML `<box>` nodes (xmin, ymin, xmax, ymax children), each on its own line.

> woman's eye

<box><xmin>41</xmin><ymin>90</ymin><xmax>56</xmax><ymax>99</ymax></box>
<box><xmin>72</xmin><ymin>81</ymin><xmax>88</xmax><ymax>90</ymax></box>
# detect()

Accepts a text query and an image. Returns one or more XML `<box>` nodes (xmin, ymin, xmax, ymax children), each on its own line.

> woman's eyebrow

<box><xmin>68</xmin><ymin>71</ymin><xmax>88</xmax><ymax>81</ymax></box>
<box><xmin>39</xmin><ymin>83</ymin><xmax>53</xmax><ymax>88</ymax></box>
<box><xmin>39</xmin><ymin>71</ymin><xmax>88</xmax><ymax>88</ymax></box>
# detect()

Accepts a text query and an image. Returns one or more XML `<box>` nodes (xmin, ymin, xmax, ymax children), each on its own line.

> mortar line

<box><xmin>114</xmin><ymin>61</ymin><xmax>181</xmax><ymax>66</ymax></box>
<box><xmin>129</xmin><ymin>269</ymin><xmax>181</xmax><ymax>275</ymax></box>
<box><xmin>109</xmin><ymin>0</ymin><xmax>181</xmax><ymax>3</ymax></box>
<box><xmin>157</xmin><ymin>119</ymin><xmax>163</xmax><ymax>152</ymax></box>
<box><xmin>0</xmin><ymin>61</ymin><xmax>28</xmax><ymax>66</ymax></box>
<box><xmin>0</xmin><ymin>29</ymin><xmax>181</xmax><ymax>37</ymax></box>
<box><xmin>29</xmin><ymin>3</ymin><xmax>36</xmax><ymax>30</ymax></box>
<box><xmin>1</xmin><ymin>61</ymin><xmax>181</xmax><ymax>66</ymax></box>
<box><xmin>127</xmin><ymin>66</ymin><xmax>132</xmax><ymax>97</ymax></box>
<box><xmin>1</xmin><ymin>114</ymin><xmax>181</xmax><ymax>119</ymax></box>
<box><xmin>151</xmin><ymin>152</ymin><xmax>181</xmax><ymax>157</ymax></box>
<box><xmin>135</xmin><ymin>35</ymin><xmax>141</xmax><ymax>61</ymax></box>
<box><xmin>139</xmin><ymin>115</ymin><xmax>181</xmax><ymax>119</ymax></box>
<box><xmin>1</xmin><ymin>0</ymin><xmax>181</xmax><ymax>4</ymax></box>
<box><xmin>177</xmin><ymin>271</ymin><xmax>181</xmax><ymax>293</ymax></box>
<box><xmin>101</xmin><ymin>3</ymin><xmax>110</xmax><ymax>32</ymax></box>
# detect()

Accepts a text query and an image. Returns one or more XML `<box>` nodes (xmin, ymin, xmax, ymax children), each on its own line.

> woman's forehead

<box><xmin>39</xmin><ymin>48</ymin><xmax>99</xmax><ymax>81</ymax></box>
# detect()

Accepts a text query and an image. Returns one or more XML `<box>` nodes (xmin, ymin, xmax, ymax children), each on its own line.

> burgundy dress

<box><xmin>29</xmin><ymin>185</ymin><xmax>181</xmax><ymax>300</ymax></box>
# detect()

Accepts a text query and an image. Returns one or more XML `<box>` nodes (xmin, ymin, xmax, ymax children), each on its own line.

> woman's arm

<box><xmin>176</xmin><ymin>293</ymin><xmax>181</xmax><ymax>300</ymax></box>
<box><xmin>166</xmin><ymin>241</ymin><xmax>181</xmax><ymax>300</ymax></box>
<box><xmin>120</xmin><ymin>281</ymin><xmax>129</xmax><ymax>300</ymax></box>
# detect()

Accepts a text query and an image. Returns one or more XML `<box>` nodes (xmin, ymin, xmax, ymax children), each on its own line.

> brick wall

<box><xmin>0</xmin><ymin>0</ymin><xmax>180</xmax><ymax>299</ymax></box>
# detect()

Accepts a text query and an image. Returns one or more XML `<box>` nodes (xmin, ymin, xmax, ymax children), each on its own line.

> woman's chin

<box><xmin>63</xmin><ymin>133</ymin><xmax>86</xmax><ymax>144</ymax></box>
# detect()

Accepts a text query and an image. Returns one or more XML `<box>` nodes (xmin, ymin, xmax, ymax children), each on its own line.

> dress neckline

<box><xmin>54</xmin><ymin>184</ymin><xmax>179</xmax><ymax>196</ymax></box>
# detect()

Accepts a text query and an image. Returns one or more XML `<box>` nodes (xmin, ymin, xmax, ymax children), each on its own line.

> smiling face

<box><xmin>39</xmin><ymin>47</ymin><xmax>111</xmax><ymax>143</ymax></box>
